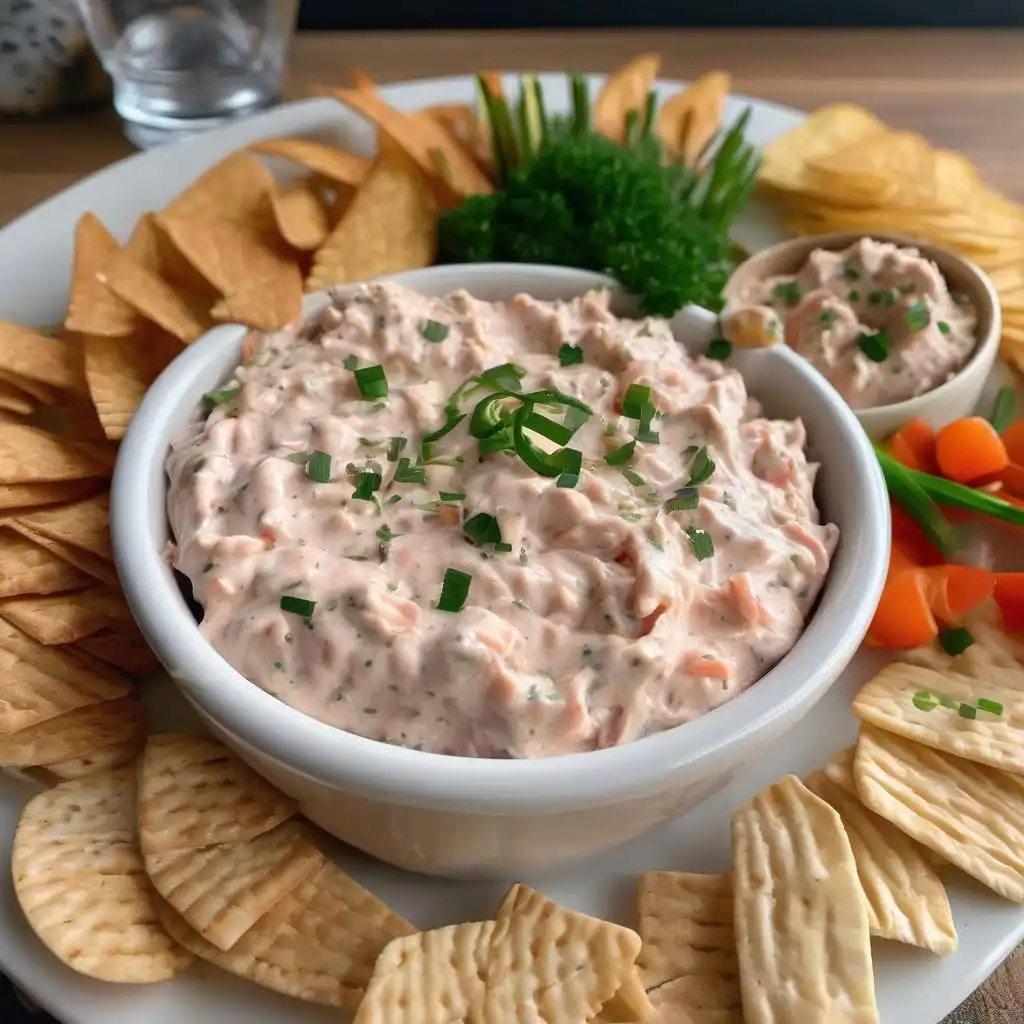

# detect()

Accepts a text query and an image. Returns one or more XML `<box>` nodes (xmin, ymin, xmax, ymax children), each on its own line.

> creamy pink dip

<box><xmin>730</xmin><ymin>238</ymin><xmax>976</xmax><ymax>409</ymax></box>
<box><xmin>166</xmin><ymin>283</ymin><xmax>838</xmax><ymax>758</ymax></box>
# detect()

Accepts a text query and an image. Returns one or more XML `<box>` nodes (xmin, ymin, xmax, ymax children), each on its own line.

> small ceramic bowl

<box><xmin>724</xmin><ymin>231</ymin><xmax>1002</xmax><ymax>441</ymax></box>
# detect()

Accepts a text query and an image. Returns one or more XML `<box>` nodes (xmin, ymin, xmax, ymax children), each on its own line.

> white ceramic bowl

<box><xmin>723</xmin><ymin>232</ymin><xmax>1002</xmax><ymax>442</ymax></box>
<box><xmin>111</xmin><ymin>263</ymin><xmax>889</xmax><ymax>878</ymax></box>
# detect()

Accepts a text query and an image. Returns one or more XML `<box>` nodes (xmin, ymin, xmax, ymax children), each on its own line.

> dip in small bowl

<box><xmin>724</xmin><ymin>233</ymin><xmax>1001</xmax><ymax>440</ymax></box>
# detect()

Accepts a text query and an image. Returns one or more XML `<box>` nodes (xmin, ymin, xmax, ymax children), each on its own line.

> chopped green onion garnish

<box><xmin>977</xmin><ymin>698</ymin><xmax>1004</xmax><ymax>716</ymax></box>
<box><xmin>958</xmin><ymin>702</ymin><xmax>978</xmax><ymax>720</ymax></box>
<box><xmin>558</xmin><ymin>343</ymin><xmax>584</xmax><ymax>366</ymax></box>
<box><xmin>622</xmin><ymin>383</ymin><xmax>653</xmax><ymax>421</ymax></box>
<box><xmin>358</xmin><ymin>437</ymin><xmax>384</xmax><ymax>448</ymax></box>
<box><xmin>439</xmin><ymin>491</ymin><xmax>466</xmax><ymax>502</ymax></box>
<box><xmin>686</xmin><ymin>447</ymin><xmax>715</xmax><ymax>486</ymax></box>
<box><xmin>604</xmin><ymin>440</ymin><xmax>636</xmax><ymax>466</ymax></box>
<box><xmin>636</xmin><ymin>422</ymin><xmax>660</xmax><ymax>444</ymax></box>
<box><xmin>280</xmin><ymin>595</ymin><xmax>316</xmax><ymax>618</ymax></box>
<box><xmin>939</xmin><ymin>626</ymin><xmax>974</xmax><ymax>656</ymax></box>
<box><xmin>665</xmin><ymin>487</ymin><xmax>699</xmax><ymax>512</ymax></box>
<box><xmin>873</xmin><ymin>447</ymin><xmax>958</xmax><ymax>557</ymax></box>
<box><xmin>376</xmin><ymin>524</ymin><xmax>394</xmax><ymax>542</ymax></box>
<box><xmin>306</xmin><ymin>450</ymin><xmax>331</xmax><ymax>483</ymax></box>
<box><xmin>463</xmin><ymin>512</ymin><xmax>503</xmax><ymax>548</ymax></box>
<box><xmin>621</xmin><ymin>468</ymin><xmax>646</xmax><ymax>487</ymax></box>
<box><xmin>393</xmin><ymin>458</ymin><xmax>427</xmax><ymax>485</ymax></box>
<box><xmin>521</xmin><ymin>387</ymin><xmax>591</xmax><ymax>414</ymax></box>
<box><xmin>420</xmin><ymin>319</ymin><xmax>450</xmax><ymax>343</ymax></box>
<box><xmin>904</xmin><ymin>300</ymin><xmax>931</xmax><ymax>332</ymax></box>
<box><xmin>478</xmin><ymin>423</ymin><xmax>514</xmax><ymax>453</ymax></box>
<box><xmin>343</xmin><ymin>355</ymin><xmax>359</xmax><ymax>370</ymax></box>
<box><xmin>436</xmin><ymin>567</ymin><xmax>471</xmax><ymax>612</ymax></box>
<box><xmin>686</xmin><ymin>526</ymin><xmax>714</xmax><ymax>561</ymax></box>
<box><xmin>772</xmin><ymin>281</ymin><xmax>803</xmax><ymax>306</ymax></box>
<box><xmin>991</xmin><ymin>386</ymin><xmax>1016</xmax><ymax>434</ymax></box>
<box><xmin>868</xmin><ymin>289</ymin><xmax>896</xmax><ymax>308</ymax></box>
<box><xmin>556</xmin><ymin>447</ymin><xmax>582</xmax><ymax>489</ymax></box>
<box><xmin>470</xmin><ymin>393</ymin><xmax>509</xmax><ymax>439</ymax></box>
<box><xmin>494</xmin><ymin>542</ymin><xmax>513</xmax><ymax>553</ymax></box>
<box><xmin>352</xmin><ymin>469</ymin><xmax>382</xmax><ymax>502</ymax></box>
<box><xmin>912</xmin><ymin>689</ymin><xmax>938</xmax><ymax>712</ymax></box>
<box><xmin>384</xmin><ymin>494</ymin><xmax>402</xmax><ymax>507</ymax></box>
<box><xmin>842</xmin><ymin>262</ymin><xmax>860</xmax><ymax>281</ymax></box>
<box><xmin>706</xmin><ymin>338</ymin><xmax>732</xmax><ymax>361</ymax></box>
<box><xmin>859</xmin><ymin>330</ymin><xmax>892</xmax><ymax>362</ymax></box>
<box><xmin>421</xmin><ymin>410</ymin><xmax>467</xmax><ymax>450</ymax></box>
<box><xmin>354</xmin><ymin>364</ymin><xmax>388</xmax><ymax>399</ymax></box>
<box><xmin>387</xmin><ymin>436</ymin><xmax>407</xmax><ymax>462</ymax></box>
<box><xmin>523</xmin><ymin>410</ymin><xmax>574</xmax><ymax>446</ymax></box>
<box><xmin>817</xmin><ymin>308</ymin><xmax>837</xmax><ymax>327</ymax></box>
<box><xmin>204</xmin><ymin>384</ymin><xmax>240</xmax><ymax>405</ymax></box>
<box><xmin>478</xmin><ymin>363</ymin><xmax>525</xmax><ymax>393</ymax></box>
<box><xmin>937</xmin><ymin>320</ymin><xmax>951</xmax><ymax>336</ymax></box>
<box><xmin>511</xmin><ymin>403</ymin><xmax>563</xmax><ymax>477</ymax></box>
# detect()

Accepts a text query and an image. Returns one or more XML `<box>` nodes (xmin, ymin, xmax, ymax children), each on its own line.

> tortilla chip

<box><xmin>0</xmin><ymin>369</ymin><xmax>60</xmax><ymax>407</ymax></box>
<box><xmin>732</xmin><ymin>775</ymin><xmax>878</xmax><ymax>1024</ymax></box>
<box><xmin>4</xmin><ymin>521</ymin><xmax>117</xmax><ymax>588</ymax></box>
<box><xmin>73</xmin><ymin>627</ymin><xmax>161</xmax><ymax>678</ymax></box>
<box><xmin>347</xmin><ymin>66</ymin><xmax>376</xmax><ymax>90</ymax></box>
<box><xmin>0</xmin><ymin>528</ymin><xmax>92</xmax><ymax>597</ymax></box>
<box><xmin>0</xmin><ymin>584</ymin><xmax>132</xmax><ymax>645</ymax></box>
<box><xmin>14</xmin><ymin>492</ymin><xmax>113</xmax><ymax>562</ymax></box>
<box><xmin>594</xmin><ymin>53</ymin><xmax>661</xmax><ymax>143</ymax></box>
<box><xmin>249</xmin><ymin>137</ymin><xmax>370</xmax><ymax>186</ymax></box>
<box><xmin>656</xmin><ymin>71</ymin><xmax>731</xmax><ymax>166</ymax></box>
<box><xmin>307</xmin><ymin>147</ymin><xmax>437</xmax><ymax>292</ymax></box>
<box><xmin>12</xmin><ymin>768</ymin><xmax>192</xmax><ymax>982</ymax></box>
<box><xmin>0</xmin><ymin>380</ymin><xmax>36</xmax><ymax>416</ymax></box>
<box><xmin>160</xmin><ymin>211</ymin><xmax>303</xmax><ymax>332</ymax></box>
<box><xmin>161</xmin><ymin>152</ymin><xmax>276</xmax><ymax>225</ymax></box>
<box><xmin>0</xmin><ymin>479</ymin><xmax>104</xmax><ymax>512</ymax></box>
<box><xmin>0</xmin><ymin>422</ymin><xmax>107</xmax><ymax>485</ymax></box>
<box><xmin>83</xmin><ymin>324</ymin><xmax>184</xmax><ymax>440</ymax></box>
<box><xmin>269</xmin><ymin>177</ymin><xmax>332</xmax><ymax>251</ymax></box>
<box><xmin>0</xmin><ymin>322</ymin><xmax>85</xmax><ymax>395</ymax></box>
<box><xmin>64</xmin><ymin>214</ymin><xmax>140</xmax><ymax>338</ymax></box>
<box><xmin>138</xmin><ymin>733</ymin><xmax>296</xmax><ymax>855</ymax></box>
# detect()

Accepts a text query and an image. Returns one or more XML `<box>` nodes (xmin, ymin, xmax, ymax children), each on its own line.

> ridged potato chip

<box><xmin>732</xmin><ymin>775</ymin><xmax>878</xmax><ymax>1024</ymax></box>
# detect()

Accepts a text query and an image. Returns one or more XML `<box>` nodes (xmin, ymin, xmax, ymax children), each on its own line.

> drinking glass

<box><xmin>74</xmin><ymin>0</ymin><xmax>299</xmax><ymax>148</ymax></box>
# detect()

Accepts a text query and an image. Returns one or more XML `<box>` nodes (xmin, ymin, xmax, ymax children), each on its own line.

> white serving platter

<box><xmin>0</xmin><ymin>72</ymin><xmax>1021</xmax><ymax>1024</ymax></box>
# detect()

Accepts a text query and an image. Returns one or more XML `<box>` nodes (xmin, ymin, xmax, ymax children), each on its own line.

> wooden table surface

<box><xmin>1</xmin><ymin>26</ymin><xmax>1023</xmax><ymax>1023</ymax></box>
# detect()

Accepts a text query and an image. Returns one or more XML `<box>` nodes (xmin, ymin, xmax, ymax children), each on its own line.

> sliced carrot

<box><xmin>1000</xmin><ymin>462</ymin><xmax>1024</xmax><ymax>498</ymax></box>
<box><xmin>888</xmin><ymin>418</ymin><xmax>938</xmax><ymax>474</ymax></box>
<box><xmin>890</xmin><ymin>501</ymin><xmax>943</xmax><ymax>566</ymax></box>
<box><xmin>922</xmin><ymin>564</ymin><xmax>994</xmax><ymax>625</ymax></box>
<box><xmin>934</xmin><ymin>416</ymin><xmax>1009</xmax><ymax>484</ymax></box>
<box><xmin>865</xmin><ymin>567</ymin><xmax>939</xmax><ymax>650</ymax></box>
<box><xmin>888</xmin><ymin>545</ymin><xmax>920</xmax><ymax>575</ymax></box>
<box><xmin>1002</xmin><ymin>418</ymin><xmax>1024</xmax><ymax>466</ymax></box>
<box><xmin>993</xmin><ymin>573</ymin><xmax>1024</xmax><ymax>631</ymax></box>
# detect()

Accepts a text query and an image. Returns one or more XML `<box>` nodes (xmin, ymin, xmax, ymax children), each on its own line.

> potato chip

<box><xmin>319</xmin><ymin>86</ymin><xmax>493</xmax><ymax>199</ymax></box>
<box><xmin>43</xmin><ymin>738</ymin><xmax>146</xmax><ymax>779</ymax></box>
<box><xmin>636</xmin><ymin>871</ymin><xmax>741</xmax><ymax>1021</ymax></box>
<box><xmin>804</xmin><ymin>770</ymin><xmax>956</xmax><ymax>954</ymax></box>
<box><xmin>732</xmin><ymin>775</ymin><xmax>877</xmax><ymax>1024</ymax></box>
<box><xmin>64</xmin><ymin>214</ymin><xmax>140</xmax><ymax>338</ymax></box>
<box><xmin>162</xmin><ymin>152</ymin><xmax>276</xmax><ymax>225</ymax></box>
<box><xmin>656</xmin><ymin>71</ymin><xmax>731</xmax><ymax>166</ymax></box>
<box><xmin>0</xmin><ymin>322</ymin><xmax>85</xmax><ymax>395</ymax></box>
<box><xmin>307</xmin><ymin>147</ymin><xmax>437</xmax><ymax>292</ymax></box>
<box><xmin>160</xmin><ymin>211</ymin><xmax>303</xmax><ymax>332</ymax></box>
<box><xmin>823</xmin><ymin>747</ymin><xmax>858</xmax><ymax>795</ymax></box>
<box><xmin>853</xmin><ymin>661</ymin><xmax>1024</xmax><ymax>775</ymax></box>
<box><xmin>157</xmin><ymin>859</ymin><xmax>414</xmax><ymax>1009</ymax></box>
<box><xmin>354</xmin><ymin>920</ymin><xmax>495</xmax><ymax>1024</ymax></box>
<box><xmin>268</xmin><ymin>177</ymin><xmax>331</xmax><ymax>251</ymax></box>
<box><xmin>854</xmin><ymin>724</ymin><xmax>1024</xmax><ymax>903</ymax></box>
<box><xmin>84</xmin><ymin>324</ymin><xmax>184</xmax><ymax>440</ymax></box>
<box><xmin>14</xmin><ymin>492</ymin><xmax>113</xmax><ymax>562</ymax></box>
<box><xmin>0</xmin><ymin>695</ymin><xmax>144</xmax><ymax>768</ymax></box>
<box><xmin>250</xmin><ymin>137</ymin><xmax>371</xmax><ymax>186</ymax></box>
<box><xmin>594</xmin><ymin>53</ymin><xmax>661</xmax><ymax>144</ymax></box>
<box><xmin>12</xmin><ymin>768</ymin><xmax>192</xmax><ymax>982</ymax></box>
<box><xmin>0</xmin><ymin>528</ymin><xmax>91</xmax><ymax>597</ymax></box>
<box><xmin>145</xmin><ymin>819</ymin><xmax>324</xmax><ymax>951</ymax></box>
<box><xmin>73</xmin><ymin>627</ymin><xmax>162</xmax><ymax>678</ymax></box>
<box><xmin>0</xmin><ymin>421</ymin><xmax>107</xmax><ymax>485</ymax></box>
<box><xmin>0</xmin><ymin>584</ymin><xmax>133</xmax><ymax>645</ymax></box>
<box><xmin>138</xmin><ymin>733</ymin><xmax>296</xmax><ymax>854</ymax></box>
<box><xmin>484</xmin><ymin>882</ymin><xmax>643</xmax><ymax>1023</ymax></box>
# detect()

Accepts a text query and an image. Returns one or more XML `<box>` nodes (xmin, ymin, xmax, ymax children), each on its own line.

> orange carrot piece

<box><xmin>688</xmin><ymin>656</ymin><xmax>730</xmax><ymax>679</ymax></box>
<box><xmin>1000</xmin><ymin>462</ymin><xmax>1024</xmax><ymax>498</ymax></box>
<box><xmin>889</xmin><ymin>418</ymin><xmax>938</xmax><ymax>474</ymax></box>
<box><xmin>922</xmin><ymin>564</ymin><xmax>995</xmax><ymax>625</ymax></box>
<box><xmin>993</xmin><ymin>573</ymin><xmax>1024</xmax><ymax>631</ymax></box>
<box><xmin>889</xmin><ymin>545</ymin><xmax>920</xmax><ymax>575</ymax></box>
<box><xmin>935</xmin><ymin>416</ymin><xmax>1009</xmax><ymax>484</ymax></box>
<box><xmin>1002</xmin><ymin>418</ymin><xmax>1024</xmax><ymax>466</ymax></box>
<box><xmin>890</xmin><ymin>501</ymin><xmax>943</xmax><ymax>566</ymax></box>
<box><xmin>866</xmin><ymin>568</ymin><xmax>938</xmax><ymax>650</ymax></box>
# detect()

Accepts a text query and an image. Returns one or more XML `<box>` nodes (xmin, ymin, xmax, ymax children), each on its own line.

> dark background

<box><xmin>297</xmin><ymin>1</ymin><xmax>1024</xmax><ymax>29</ymax></box>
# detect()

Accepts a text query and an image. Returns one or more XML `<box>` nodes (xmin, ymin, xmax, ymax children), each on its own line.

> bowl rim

<box><xmin>723</xmin><ymin>230</ymin><xmax>1003</xmax><ymax>421</ymax></box>
<box><xmin>111</xmin><ymin>263</ymin><xmax>889</xmax><ymax>813</ymax></box>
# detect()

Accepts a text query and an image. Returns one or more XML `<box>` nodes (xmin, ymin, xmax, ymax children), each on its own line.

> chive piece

<box><xmin>817</xmin><ymin>308</ymin><xmax>837</xmax><ymax>327</ymax></box>
<box><xmin>859</xmin><ymin>330</ymin><xmax>892</xmax><ymax>362</ymax></box>
<box><xmin>912</xmin><ymin>689</ymin><xmax>938</xmax><ymax>712</ymax></box>
<box><xmin>666</xmin><ymin>487</ymin><xmax>699</xmax><ymax>512</ymax></box>
<box><xmin>556</xmin><ymin>447</ymin><xmax>582</xmax><ymax>489</ymax></box>
<box><xmin>977</xmin><ymin>697</ymin><xmax>1004</xmax><ymax>716</ymax></box>
<box><xmin>706</xmin><ymin>338</ymin><xmax>732</xmax><ymax>361</ymax></box>
<box><xmin>414</xmin><ymin>500</ymin><xmax>441</xmax><ymax>512</ymax></box>
<box><xmin>464</xmin><ymin>512</ymin><xmax>503</xmax><ymax>548</ymax></box>
<box><xmin>393</xmin><ymin>458</ymin><xmax>427</xmax><ymax>485</ymax></box>
<box><xmin>868</xmin><ymin>289</ymin><xmax>896</xmax><ymax>308</ymax></box>
<box><xmin>637</xmin><ymin>421</ymin><xmax>661</xmax><ymax>444</ymax></box>
<box><xmin>437</xmin><ymin>567</ymin><xmax>472</xmax><ymax>612</ymax></box>
<box><xmin>470</xmin><ymin>393</ymin><xmax>510</xmax><ymax>439</ymax></box>
<box><xmin>478</xmin><ymin>362</ymin><xmax>525</xmax><ymax>393</ymax></box>
<box><xmin>306</xmin><ymin>450</ymin><xmax>332</xmax><ymax>483</ymax></box>
<box><xmin>939</xmin><ymin>626</ymin><xmax>974</xmax><ymax>656</ymax></box>
<box><xmin>354</xmin><ymin>364</ymin><xmax>388</xmax><ymax>399</ymax></box>
<box><xmin>280</xmin><ymin>595</ymin><xmax>316</xmax><ymax>618</ymax></box>
<box><xmin>938</xmin><ymin>320</ymin><xmax>951</xmax><ymax>336</ymax></box>
<box><xmin>873</xmin><ymin>447</ymin><xmax>958</xmax><ymax>557</ymax></box>
<box><xmin>558</xmin><ymin>343</ymin><xmax>584</xmax><ymax>366</ymax></box>
<box><xmin>420</xmin><ymin>319</ymin><xmax>450</xmax><ymax>343</ymax></box>
<box><xmin>622</xmin><ymin>383</ymin><xmax>653</xmax><ymax>420</ymax></box>
<box><xmin>938</xmin><ymin>694</ymin><xmax>957</xmax><ymax>709</ymax></box>
<box><xmin>387</xmin><ymin>436</ymin><xmax>407</xmax><ymax>462</ymax></box>
<box><xmin>523</xmin><ymin>410</ymin><xmax>574</xmax><ymax>446</ymax></box>
<box><xmin>376</xmin><ymin>524</ymin><xmax>394</xmax><ymax>542</ymax></box>
<box><xmin>991</xmin><ymin>386</ymin><xmax>1016</xmax><ymax>434</ymax></box>
<box><xmin>478</xmin><ymin>423</ymin><xmax>514</xmax><ymax>453</ymax></box>
<box><xmin>624</xmin><ymin>107</ymin><xmax>640</xmax><ymax>147</ymax></box>
<box><xmin>640</xmin><ymin>89</ymin><xmax>657</xmax><ymax>138</ymax></box>
<box><xmin>570</xmin><ymin>71</ymin><xmax>589</xmax><ymax>135</ymax></box>
<box><xmin>621</xmin><ymin>468</ymin><xmax>646</xmax><ymax>487</ymax></box>
<box><xmin>686</xmin><ymin>447</ymin><xmax>716</xmax><ymax>486</ymax></box>
<box><xmin>494</xmin><ymin>542</ymin><xmax>513</xmax><ymax>553</ymax></box>
<box><xmin>848</xmin><ymin>290</ymin><xmax>860</xmax><ymax>302</ymax></box>
<box><xmin>511</xmin><ymin>403</ymin><xmax>562</xmax><ymax>477</ymax></box>
<box><xmin>685</xmin><ymin>526</ymin><xmax>714</xmax><ymax>561</ymax></box>
<box><xmin>520</xmin><ymin>386</ymin><xmax>591</xmax><ymax>414</ymax></box>
<box><xmin>958</xmin><ymin>702</ymin><xmax>978</xmax><ymax>720</ymax></box>
<box><xmin>904</xmin><ymin>300</ymin><xmax>931</xmax><ymax>332</ymax></box>
<box><xmin>772</xmin><ymin>281</ymin><xmax>803</xmax><ymax>306</ymax></box>
<box><xmin>352</xmin><ymin>469</ymin><xmax>382</xmax><ymax>502</ymax></box>
<box><xmin>439</xmin><ymin>491</ymin><xmax>466</xmax><ymax>502</ymax></box>
<box><xmin>384</xmin><ymin>494</ymin><xmax>402</xmax><ymax>507</ymax></box>
<box><xmin>343</xmin><ymin>355</ymin><xmax>359</xmax><ymax>370</ymax></box>
<box><xmin>204</xmin><ymin>384</ymin><xmax>240</xmax><ymax>405</ymax></box>
<box><xmin>842</xmin><ymin>262</ymin><xmax>860</xmax><ymax>281</ymax></box>
<box><xmin>604</xmin><ymin>440</ymin><xmax>637</xmax><ymax>466</ymax></box>
<box><xmin>421</xmin><ymin>410</ymin><xmax>467</xmax><ymax>449</ymax></box>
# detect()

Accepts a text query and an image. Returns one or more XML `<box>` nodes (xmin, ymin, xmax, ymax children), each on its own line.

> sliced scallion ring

<box><xmin>437</xmin><ymin>567</ymin><xmax>472</xmax><ymax>612</ymax></box>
